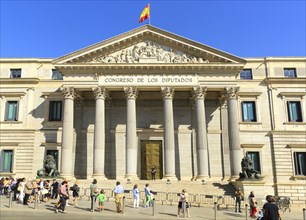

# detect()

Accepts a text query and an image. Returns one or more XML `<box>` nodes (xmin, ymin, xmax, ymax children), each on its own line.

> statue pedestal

<box><xmin>232</xmin><ymin>179</ymin><xmax>275</xmax><ymax>200</ymax></box>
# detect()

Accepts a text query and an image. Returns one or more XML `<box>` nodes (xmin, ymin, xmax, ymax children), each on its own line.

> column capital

<box><xmin>93</xmin><ymin>86</ymin><xmax>109</xmax><ymax>100</ymax></box>
<box><xmin>161</xmin><ymin>87</ymin><xmax>175</xmax><ymax>100</ymax></box>
<box><xmin>218</xmin><ymin>96</ymin><xmax>227</xmax><ymax>108</ymax></box>
<box><xmin>192</xmin><ymin>86</ymin><xmax>207</xmax><ymax>99</ymax></box>
<box><xmin>124</xmin><ymin>87</ymin><xmax>138</xmax><ymax>99</ymax></box>
<box><xmin>224</xmin><ymin>86</ymin><xmax>240</xmax><ymax>99</ymax></box>
<box><xmin>61</xmin><ymin>86</ymin><xmax>77</xmax><ymax>99</ymax></box>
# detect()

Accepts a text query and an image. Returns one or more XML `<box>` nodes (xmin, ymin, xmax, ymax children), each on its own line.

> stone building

<box><xmin>0</xmin><ymin>25</ymin><xmax>305</xmax><ymax>203</ymax></box>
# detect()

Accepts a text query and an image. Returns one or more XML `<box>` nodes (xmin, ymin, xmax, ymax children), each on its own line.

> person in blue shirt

<box><xmin>113</xmin><ymin>181</ymin><xmax>124</xmax><ymax>213</ymax></box>
<box><xmin>133</xmin><ymin>184</ymin><xmax>139</xmax><ymax>208</ymax></box>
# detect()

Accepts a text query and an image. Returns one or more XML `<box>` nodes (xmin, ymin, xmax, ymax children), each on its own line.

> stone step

<box><xmin>70</xmin><ymin>179</ymin><xmax>236</xmax><ymax>197</ymax></box>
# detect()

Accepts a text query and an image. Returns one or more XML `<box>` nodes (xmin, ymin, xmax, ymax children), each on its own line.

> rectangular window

<box><xmin>2</xmin><ymin>150</ymin><xmax>13</xmax><ymax>172</ymax></box>
<box><xmin>294</xmin><ymin>152</ymin><xmax>306</xmax><ymax>176</ymax></box>
<box><xmin>5</xmin><ymin>101</ymin><xmax>18</xmax><ymax>121</ymax></box>
<box><xmin>247</xmin><ymin>151</ymin><xmax>261</xmax><ymax>173</ymax></box>
<box><xmin>52</xmin><ymin>69</ymin><xmax>63</xmax><ymax>80</ymax></box>
<box><xmin>46</xmin><ymin>150</ymin><xmax>59</xmax><ymax>168</ymax></box>
<box><xmin>49</xmin><ymin>101</ymin><xmax>62</xmax><ymax>121</ymax></box>
<box><xmin>10</xmin><ymin>69</ymin><xmax>21</xmax><ymax>78</ymax></box>
<box><xmin>284</xmin><ymin>68</ymin><xmax>297</xmax><ymax>78</ymax></box>
<box><xmin>242</xmin><ymin>101</ymin><xmax>257</xmax><ymax>122</ymax></box>
<box><xmin>240</xmin><ymin>69</ymin><xmax>253</xmax><ymax>80</ymax></box>
<box><xmin>287</xmin><ymin>101</ymin><xmax>302</xmax><ymax>122</ymax></box>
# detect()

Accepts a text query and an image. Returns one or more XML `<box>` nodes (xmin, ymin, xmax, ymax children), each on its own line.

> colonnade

<box><xmin>60</xmin><ymin>86</ymin><xmax>241</xmax><ymax>180</ymax></box>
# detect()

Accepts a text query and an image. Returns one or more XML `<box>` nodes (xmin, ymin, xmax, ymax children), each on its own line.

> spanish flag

<box><xmin>139</xmin><ymin>4</ymin><xmax>150</xmax><ymax>23</ymax></box>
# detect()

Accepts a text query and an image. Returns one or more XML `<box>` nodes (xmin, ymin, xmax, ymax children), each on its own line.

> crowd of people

<box><xmin>1</xmin><ymin>176</ymin><xmax>282</xmax><ymax>219</ymax></box>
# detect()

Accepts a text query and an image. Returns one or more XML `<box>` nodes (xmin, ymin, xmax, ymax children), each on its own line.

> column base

<box><xmin>59</xmin><ymin>174</ymin><xmax>76</xmax><ymax>181</ymax></box>
<box><xmin>162</xmin><ymin>175</ymin><xmax>178</xmax><ymax>182</ymax></box>
<box><xmin>195</xmin><ymin>175</ymin><xmax>209</xmax><ymax>181</ymax></box>
<box><xmin>229</xmin><ymin>175</ymin><xmax>240</xmax><ymax>182</ymax></box>
<box><xmin>92</xmin><ymin>174</ymin><xmax>108</xmax><ymax>181</ymax></box>
<box><xmin>124</xmin><ymin>174</ymin><xmax>139</xmax><ymax>181</ymax></box>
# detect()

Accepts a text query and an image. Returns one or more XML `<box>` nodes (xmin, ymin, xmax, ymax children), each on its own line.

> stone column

<box><xmin>92</xmin><ymin>86</ymin><xmax>109</xmax><ymax>179</ymax></box>
<box><xmin>224</xmin><ymin>87</ymin><xmax>241</xmax><ymax>179</ymax></box>
<box><xmin>60</xmin><ymin>87</ymin><xmax>77</xmax><ymax>178</ymax></box>
<box><xmin>124</xmin><ymin>87</ymin><xmax>139</xmax><ymax>180</ymax></box>
<box><xmin>218</xmin><ymin>96</ymin><xmax>231</xmax><ymax>179</ymax></box>
<box><xmin>161</xmin><ymin>87</ymin><xmax>177</xmax><ymax>180</ymax></box>
<box><xmin>193</xmin><ymin>86</ymin><xmax>209</xmax><ymax>180</ymax></box>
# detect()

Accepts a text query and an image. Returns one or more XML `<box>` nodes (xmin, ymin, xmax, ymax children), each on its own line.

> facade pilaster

<box><xmin>60</xmin><ymin>86</ymin><xmax>77</xmax><ymax>178</ymax></box>
<box><xmin>124</xmin><ymin>87</ymin><xmax>139</xmax><ymax>180</ymax></box>
<box><xmin>193</xmin><ymin>86</ymin><xmax>209</xmax><ymax>180</ymax></box>
<box><xmin>224</xmin><ymin>86</ymin><xmax>241</xmax><ymax>179</ymax></box>
<box><xmin>92</xmin><ymin>86</ymin><xmax>109</xmax><ymax>179</ymax></box>
<box><xmin>161</xmin><ymin>87</ymin><xmax>177</xmax><ymax>180</ymax></box>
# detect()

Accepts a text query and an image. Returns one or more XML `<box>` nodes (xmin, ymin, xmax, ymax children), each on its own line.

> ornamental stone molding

<box><xmin>86</xmin><ymin>41</ymin><xmax>210</xmax><ymax>64</ymax></box>
<box><xmin>224</xmin><ymin>86</ymin><xmax>240</xmax><ymax>99</ymax></box>
<box><xmin>161</xmin><ymin>87</ymin><xmax>175</xmax><ymax>100</ymax></box>
<box><xmin>124</xmin><ymin>87</ymin><xmax>138</xmax><ymax>99</ymax></box>
<box><xmin>61</xmin><ymin>87</ymin><xmax>77</xmax><ymax>99</ymax></box>
<box><xmin>93</xmin><ymin>86</ymin><xmax>109</xmax><ymax>100</ymax></box>
<box><xmin>192</xmin><ymin>86</ymin><xmax>207</xmax><ymax>99</ymax></box>
<box><xmin>218</xmin><ymin>96</ymin><xmax>227</xmax><ymax>108</ymax></box>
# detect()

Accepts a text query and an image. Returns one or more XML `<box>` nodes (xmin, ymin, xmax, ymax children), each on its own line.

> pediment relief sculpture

<box><xmin>85</xmin><ymin>41</ymin><xmax>209</xmax><ymax>64</ymax></box>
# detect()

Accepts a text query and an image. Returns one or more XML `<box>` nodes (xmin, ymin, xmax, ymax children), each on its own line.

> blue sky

<box><xmin>1</xmin><ymin>0</ymin><xmax>305</xmax><ymax>58</ymax></box>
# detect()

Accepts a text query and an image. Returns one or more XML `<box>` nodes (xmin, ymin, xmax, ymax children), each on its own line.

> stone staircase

<box><xmin>75</xmin><ymin>179</ymin><xmax>236</xmax><ymax>197</ymax></box>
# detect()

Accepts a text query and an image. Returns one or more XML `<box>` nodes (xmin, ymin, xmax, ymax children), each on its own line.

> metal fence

<box><xmin>73</xmin><ymin>188</ymin><xmax>291</xmax><ymax>212</ymax></box>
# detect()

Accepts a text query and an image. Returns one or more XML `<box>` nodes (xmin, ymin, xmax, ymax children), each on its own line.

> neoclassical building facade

<box><xmin>0</xmin><ymin>25</ymin><xmax>305</xmax><ymax>203</ymax></box>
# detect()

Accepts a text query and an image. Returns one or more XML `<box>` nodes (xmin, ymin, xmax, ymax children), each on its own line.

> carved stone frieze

<box><xmin>224</xmin><ymin>87</ymin><xmax>240</xmax><ymax>99</ymax></box>
<box><xmin>61</xmin><ymin>87</ymin><xmax>77</xmax><ymax>99</ymax></box>
<box><xmin>161</xmin><ymin>87</ymin><xmax>175</xmax><ymax>99</ymax></box>
<box><xmin>192</xmin><ymin>86</ymin><xmax>207</xmax><ymax>99</ymax></box>
<box><xmin>85</xmin><ymin>41</ymin><xmax>209</xmax><ymax>64</ymax></box>
<box><xmin>124</xmin><ymin>87</ymin><xmax>138</xmax><ymax>99</ymax></box>
<box><xmin>93</xmin><ymin>86</ymin><xmax>109</xmax><ymax>100</ymax></box>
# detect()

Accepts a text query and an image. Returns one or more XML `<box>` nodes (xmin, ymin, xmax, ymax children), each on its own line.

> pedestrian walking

<box><xmin>97</xmin><ymin>189</ymin><xmax>105</xmax><ymax>212</ymax></box>
<box><xmin>235</xmin><ymin>187</ymin><xmax>244</xmax><ymax>213</ymax></box>
<box><xmin>71</xmin><ymin>180</ymin><xmax>80</xmax><ymax>206</ymax></box>
<box><xmin>55</xmin><ymin>181</ymin><xmax>69</xmax><ymax>213</ymax></box>
<box><xmin>263</xmin><ymin>195</ymin><xmax>282</xmax><ymax>220</ymax></box>
<box><xmin>113</xmin><ymin>181</ymin><xmax>124</xmax><ymax>213</ymax></box>
<box><xmin>133</xmin><ymin>184</ymin><xmax>139</xmax><ymax>208</ymax></box>
<box><xmin>177</xmin><ymin>189</ymin><xmax>191</xmax><ymax>218</ymax></box>
<box><xmin>249</xmin><ymin>191</ymin><xmax>258</xmax><ymax>218</ymax></box>
<box><xmin>144</xmin><ymin>183</ymin><xmax>151</xmax><ymax>208</ymax></box>
<box><xmin>90</xmin><ymin>179</ymin><xmax>98</xmax><ymax>212</ymax></box>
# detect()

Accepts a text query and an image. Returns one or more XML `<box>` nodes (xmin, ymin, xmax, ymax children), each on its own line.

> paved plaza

<box><xmin>0</xmin><ymin>196</ymin><xmax>304</xmax><ymax>220</ymax></box>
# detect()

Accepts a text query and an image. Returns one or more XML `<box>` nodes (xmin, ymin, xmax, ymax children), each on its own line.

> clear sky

<box><xmin>1</xmin><ymin>0</ymin><xmax>305</xmax><ymax>58</ymax></box>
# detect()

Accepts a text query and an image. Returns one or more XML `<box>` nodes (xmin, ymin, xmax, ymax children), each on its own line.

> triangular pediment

<box><xmin>53</xmin><ymin>25</ymin><xmax>245</xmax><ymax>66</ymax></box>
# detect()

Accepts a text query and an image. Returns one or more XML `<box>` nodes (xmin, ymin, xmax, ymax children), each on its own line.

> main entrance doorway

<box><xmin>141</xmin><ymin>140</ymin><xmax>163</xmax><ymax>180</ymax></box>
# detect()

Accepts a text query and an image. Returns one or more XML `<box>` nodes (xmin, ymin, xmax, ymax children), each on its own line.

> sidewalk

<box><xmin>0</xmin><ymin>196</ymin><xmax>304</xmax><ymax>220</ymax></box>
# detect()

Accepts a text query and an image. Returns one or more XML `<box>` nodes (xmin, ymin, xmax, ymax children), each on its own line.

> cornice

<box><xmin>265</xmin><ymin>77</ymin><xmax>306</xmax><ymax>84</ymax></box>
<box><xmin>0</xmin><ymin>78</ymin><xmax>40</xmax><ymax>84</ymax></box>
<box><xmin>55</xmin><ymin>63</ymin><xmax>244</xmax><ymax>75</ymax></box>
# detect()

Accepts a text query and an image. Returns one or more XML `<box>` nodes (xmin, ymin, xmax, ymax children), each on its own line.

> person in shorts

<box><xmin>97</xmin><ymin>189</ymin><xmax>105</xmax><ymax>212</ymax></box>
<box><xmin>177</xmin><ymin>189</ymin><xmax>190</xmax><ymax>218</ymax></box>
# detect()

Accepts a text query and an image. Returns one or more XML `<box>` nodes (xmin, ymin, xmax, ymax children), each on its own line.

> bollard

<box><xmin>214</xmin><ymin>202</ymin><xmax>217</xmax><ymax>220</ymax></box>
<box><xmin>245</xmin><ymin>204</ymin><xmax>248</xmax><ymax>220</ymax></box>
<box><xmin>182</xmin><ymin>201</ymin><xmax>186</xmax><ymax>218</ymax></box>
<box><xmin>34</xmin><ymin>193</ymin><xmax>38</xmax><ymax>209</ymax></box>
<box><xmin>152</xmin><ymin>198</ymin><xmax>156</xmax><ymax>216</ymax></box>
<box><xmin>303</xmin><ymin>208</ymin><xmax>306</xmax><ymax>220</ymax></box>
<box><xmin>8</xmin><ymin>191</ymin><xmax>13</xmax><ymax>208</ymax></box>
<box><xmin>122</xmin><ymin>196</ymin><xmax>125</xmax><ymax>214</ymax></box>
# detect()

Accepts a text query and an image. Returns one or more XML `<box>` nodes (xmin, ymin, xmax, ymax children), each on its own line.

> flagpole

<box><xmin>148</xmin><ymin>3</ymin><xmax>151</xmax><ymax>25</ymax></box>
